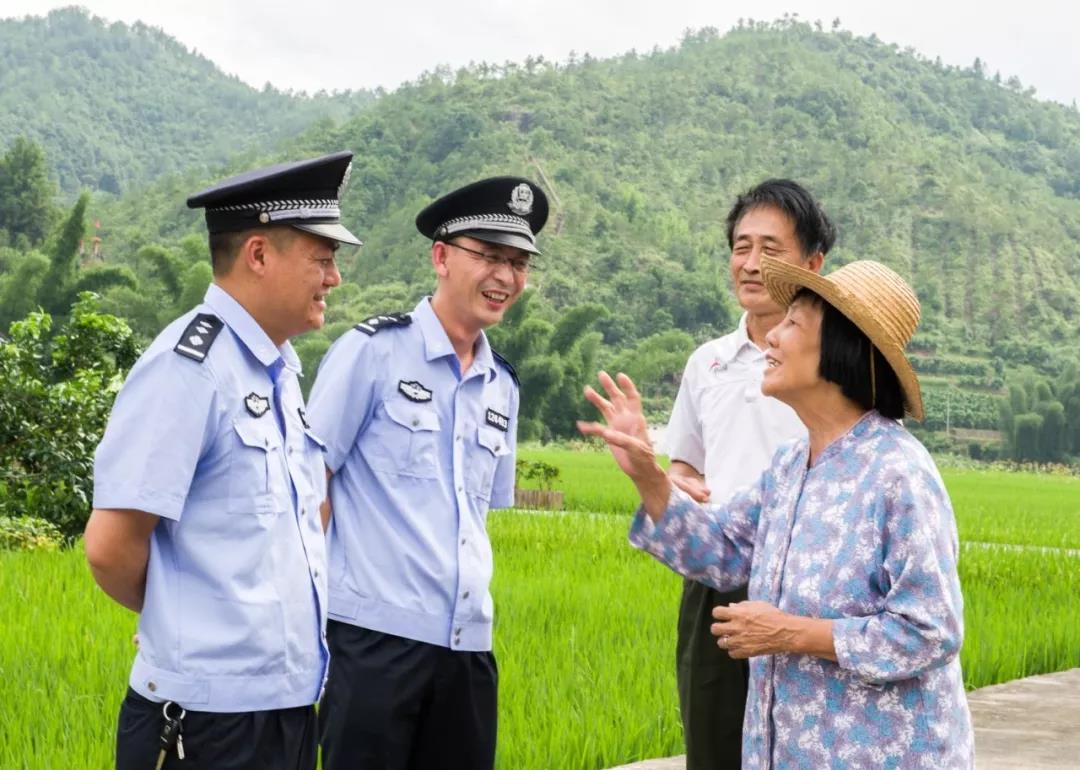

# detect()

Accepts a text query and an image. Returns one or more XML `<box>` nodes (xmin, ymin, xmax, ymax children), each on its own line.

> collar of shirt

<box><xmin>713</xmin><ymin>312</ymin><xmax>761</xmax><ymax>366</ymax></box>
<box><xmin>203</xmin><ymin>283</ymin><xmax>300</xmax><ymax>382</ymax></box>
<box><xmin>411</xmin><ymin>296</ymin><xmax>496</xmax><ymax>382</ymax></box>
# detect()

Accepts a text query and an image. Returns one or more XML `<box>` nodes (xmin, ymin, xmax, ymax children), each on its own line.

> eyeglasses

<box><xmin>446</xmin><ymin>242</ymin><xmax>535</xmax><ymax>274</ymax></box>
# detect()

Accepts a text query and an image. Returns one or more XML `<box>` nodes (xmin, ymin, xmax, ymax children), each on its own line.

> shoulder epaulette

<box><xmin>492</xmin><ymin>349</ymin><xmax>520</xmax><ymax>388</ymax></box>
<box><xmin>174</xmin><ymin>313</ymin><xmax>224</xmax><ymax>363</ymax></box>
<box><xmin>354</xmin><ymin>312</ymin><xmax>412</xmax><ymax>336</ymax></box>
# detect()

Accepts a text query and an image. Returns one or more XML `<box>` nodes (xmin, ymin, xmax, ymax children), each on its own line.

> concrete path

<box><xmin>608</xmin><ymin>667</ymin><xmax>1080</xmax><ymax>769</ymax></box>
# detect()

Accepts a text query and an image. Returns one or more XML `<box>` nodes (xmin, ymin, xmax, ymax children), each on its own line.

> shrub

<box><xmin>0</xmin><ymin>515</ymin><xmax>62</xmax><ymax>551</ymax></box>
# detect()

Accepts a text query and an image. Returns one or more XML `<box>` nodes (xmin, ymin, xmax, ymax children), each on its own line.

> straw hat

<box><xmin>760</xmin><ymin>256</ymin><xmax>924</xmax><ymax>421</ymax></box>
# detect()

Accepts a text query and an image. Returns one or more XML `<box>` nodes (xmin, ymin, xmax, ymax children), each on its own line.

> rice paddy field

<box><xmin>1</xmin><ymin>448</ymin><xmax>1078</xmax><ymax>769</ymax></box>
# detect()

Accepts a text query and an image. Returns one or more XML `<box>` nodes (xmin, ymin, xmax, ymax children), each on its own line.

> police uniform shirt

<box><xmin>665</xmin><ymin>313</ymin><xmax>806</xmax><ymax>501</ymax></box>
<box><xmin>92</xmin><ymin>283</ymin><xmax>329</xmax><ymax>713</ymax></box>
<box><xmin>306</xmin><ymin>296</ymin><xmax>518</xmax><ymax>652</ymax></box>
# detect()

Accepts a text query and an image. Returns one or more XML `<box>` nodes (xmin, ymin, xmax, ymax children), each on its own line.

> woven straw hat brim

<box><xmin>760</xmin><ymin>257</ymin><xmax>925</xmax><ymax>422</ymax></box>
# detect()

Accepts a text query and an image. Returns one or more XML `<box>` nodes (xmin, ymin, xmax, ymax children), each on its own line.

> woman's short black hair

<box><xmin>795</xmin><ymin>288</ymin><xmax>905</xmax><ymax>419</ymax></box>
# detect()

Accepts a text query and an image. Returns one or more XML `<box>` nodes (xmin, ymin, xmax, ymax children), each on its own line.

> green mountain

<box><xmin>0</xmin><ymin>6</ymin><xmax>375</xmax><ymax>194</ymax></box>
<box><xmin>3</xmin><ymin>17</ymin><xmax>1080</xmax><ymax>455</ymax></box>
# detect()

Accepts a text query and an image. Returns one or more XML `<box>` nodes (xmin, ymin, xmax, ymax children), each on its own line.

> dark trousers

<box><xmin>319</xmin><ymin>621</ymin><xmax>498</xmax><ymax>770</ymax></box>
<box><xmin>115</xmin><ymin>688</ymin><xmax>317</xmax><ymax>770</ymax></box>
<box><xmin>677</xmin><ymin>579</ymin><xmax>750</xmax><ymax>770</ymax></box>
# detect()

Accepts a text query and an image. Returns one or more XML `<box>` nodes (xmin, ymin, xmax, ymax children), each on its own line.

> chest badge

<box><xmin>245</xmin><ymin>392</ymin><xmax>271</xmax><ymax>418</ymax></box>
<box><xmin>398</xmin><ymin>380</ymin><xmax>432</xmax><ymax>403</ymax></box>
<box><xmin>485</xmin><ymin>408</ymin><xmax>509</xmax><ymax>432</ymax></box>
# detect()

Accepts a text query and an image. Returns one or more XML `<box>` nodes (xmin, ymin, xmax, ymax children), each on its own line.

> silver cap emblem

<box><xmin>338</xmin><ymin>161</ymin><xmax>353</xmax><ymax>200</ymax></box>
<box><xmin>507</xmin><ymin>183</ymin><xmax>534</xmax><ymax>216</ymax></box>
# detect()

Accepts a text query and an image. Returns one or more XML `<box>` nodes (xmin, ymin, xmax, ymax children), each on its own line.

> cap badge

<box><xmin>507</xmin><ymin>183</ymin><xmax>534</xmax><ymax>216</ymax></box>
<box><xmin>245</xmin><ymin>392</ymin><xmax>271</xmax><ymax>418</ymax></box>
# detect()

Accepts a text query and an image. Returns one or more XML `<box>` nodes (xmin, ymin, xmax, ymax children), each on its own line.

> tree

<box><xmin>0</xmin><ymin>293</ymin><xmax>137</xmax><ymax>540</ymax></box>
<box><xmin>1012</xmin><ymin>413</ymin><xmax>1042</xmax><ymax>461</ymax></box>
<box><xmin>0</xmin><ymin>136</ymin><xmax>55</xmax><ymax>247</ymax></box>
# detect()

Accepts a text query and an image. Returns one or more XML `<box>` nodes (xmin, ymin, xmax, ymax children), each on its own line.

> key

<box><xmin>155</xmin><ymin>715</ymin><xmax>180</xmax><ymax>770</ymax></box>
<box><xmin>176</xmin><ymin>727</ymin><xmax>185</xmax><ymax>760</ymax></box>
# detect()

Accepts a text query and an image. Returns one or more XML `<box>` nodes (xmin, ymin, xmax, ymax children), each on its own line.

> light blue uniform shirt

<box><xmin>307</xmin><ymin>297</ymin><xmax>518</xmax><ymax>652</ymax></box>
<box><xmin>93</xmin><ymin>283</ymin><xmax>329</xmax><ymax>713</ymax></box>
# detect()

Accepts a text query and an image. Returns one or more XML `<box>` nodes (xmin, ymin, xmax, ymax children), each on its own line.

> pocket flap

<box><xmin>384</xmin><ymin>400</ymin><xmax>441</xmax><ymax>432</ymax></box>
<box><xmin>233</xmin><ymin>417</ymin><xmax>282</xmax><ymax>451</ymax></box>
<box><xmin>477</xmin><ymin>425</ymin><xmax>510</xmax><ymax>456</ymax></box>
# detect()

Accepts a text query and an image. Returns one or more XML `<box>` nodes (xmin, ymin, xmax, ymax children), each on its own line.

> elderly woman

<box><xmin>579</xmin><ymin>257</ymin><xmax>973</xmax><ymax>769</ymax></box>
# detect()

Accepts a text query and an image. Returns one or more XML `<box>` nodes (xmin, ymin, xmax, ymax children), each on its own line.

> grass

<box><xmin>2</xmin><ymin>454</ymin><xmax>1078</xmax><ymax>769</ymax></box>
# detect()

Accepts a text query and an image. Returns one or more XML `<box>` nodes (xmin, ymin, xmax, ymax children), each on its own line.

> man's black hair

<box><xmin>795</xmin><ymin>288</ymin><xmax>905</xmax><ymax>419</ymax></box>
<box><xmin>726</xmin><ymin>179</ymin><xmax>837</xmax><ymax>257</ymax></box>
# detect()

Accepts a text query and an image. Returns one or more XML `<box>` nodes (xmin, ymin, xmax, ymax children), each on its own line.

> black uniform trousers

<box><xmin>115</xmin><ymin>688</ymin><xmax>317</xmax><ymax>770</ymax></box>
<box><xmin>676</xmin><ymin>579</ymin><xmax>750</xmax><ymax>770</ymax></box>
<box><xmin>319</xmin><ymin>621</ymin><xmax>498</xmax><ymax>770</ymax></box>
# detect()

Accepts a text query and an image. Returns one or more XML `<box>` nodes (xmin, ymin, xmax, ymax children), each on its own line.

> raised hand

<box><xmin>577</xmin><ymin>371</ymin><xmax>671</xmax><ymax>516</ymax></box>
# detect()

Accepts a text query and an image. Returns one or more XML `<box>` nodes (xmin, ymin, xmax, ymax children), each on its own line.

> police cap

<box><xmin>187</xmin><ymin>151</ymin><xmax>362</xmax><ymax>246</ymax></box>
<box><xmin>416</xmin><ymin>177</ymin><xmax>548</xmax><ymax>255</ymax></box>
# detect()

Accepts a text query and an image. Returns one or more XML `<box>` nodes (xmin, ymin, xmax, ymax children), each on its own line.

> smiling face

<box><xmin>261</xmin><ymin>229</ymin><xmax>342</xmax><ymax>340</ymax></box>
<box><xmin>762</xmin><ymin>295</ymin><xmax>825</xmax><ymax>405</ymax></box>
<box><xmin>730</xmin><ymin>204</ymin><xmax>815</xmax><ymax>316</ymax></box>
<box><xmin>432</xmin><ymin>235</ymin><xmax>528</xmax><ymax>333</ymax></box>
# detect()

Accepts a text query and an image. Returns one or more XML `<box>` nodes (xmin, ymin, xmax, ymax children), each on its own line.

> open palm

<box><xmin>577</xmin><ymin>371</ymin><xmax>659</xmax><ymax>482</ymax></box>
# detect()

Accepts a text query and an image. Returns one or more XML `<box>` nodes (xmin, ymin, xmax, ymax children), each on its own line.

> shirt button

<box><xmin>460</xmin><ymin>538</ymin><xmax>466</xmax><ymax>546</ymax></box>
<box><xmin>457</xmin><ymin>485</ymin><xmax>463</xmax><ymax>493</ymax></box>
<box><xmin>411</xmin><ymin>418</ymin><xmax>419</xmax><ymax>427</ymax></box>
<box><xmin>455</xmin><ymin>627</ymin><xmax>462</xmax><ymax>635</ymax></box>
<box><xmin>313</xmin><ymin>569</ymin><xmax>320</xmax><ymax>578</ymax></box>
<box><xmin>288</xmin><ymin>446</ymin><xmax>294</xmax><ymax>455</ymax></box>
<box><xmin>456</xmin><ymin>434</ymin><xmax>462</xmax><ymax>442</ymax></box>
<box><xmin>462</xmin><ymin>591</ymin><xmax>470</xmax><ymax>599</ymax></box>
<box><xmin>147</xmin><ymin>681</ymin><xmax>157</xmax><ymax>692</ymax></box>
<box><xmin>301</xmin><ymin>508</ymin><xmax>307</xmax><ymax>517</ymax></box>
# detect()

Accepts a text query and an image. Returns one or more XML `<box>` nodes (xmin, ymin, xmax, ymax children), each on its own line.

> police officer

<box><xmin>308</xmin><ymin>177</ymin><xmax>547</xmax><ymax>770</ymax></box>
<box><xmin>84</xmin><ymin>152</ymin><xmax>361</xmax><ymax>770</ymax></box>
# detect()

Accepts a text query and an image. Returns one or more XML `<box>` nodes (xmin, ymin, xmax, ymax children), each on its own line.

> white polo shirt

<box><xmin>665</xmin><ymin>314</ymin><xmax>806</xmax><ymax>503</ymax></box>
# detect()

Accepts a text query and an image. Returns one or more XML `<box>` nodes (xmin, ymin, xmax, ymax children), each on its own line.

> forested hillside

<box><xmin>0</xmin><ymin>7</ymin><xmax>375</xmax><ymax>194</ymax></box>
<box><xmin>2</xmin><ymin>17</ymin><xmax>1079</xmax><ymax>457</ymax></box>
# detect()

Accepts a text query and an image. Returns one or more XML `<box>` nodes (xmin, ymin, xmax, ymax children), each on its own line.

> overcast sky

<box><xmin>5</xmin><ymin>0</ymin><xmax>1079</xmax><ymax>106</ymax></box>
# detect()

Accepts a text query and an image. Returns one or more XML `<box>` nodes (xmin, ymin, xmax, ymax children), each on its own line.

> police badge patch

<box><xmin>245</xmin><ymin>392</ymin><xmax>271</xmax><ymax>418</ymax></box>
<box><xmin>398</xmin><ymin>380</ymin><xmax>433</xmax><ymax>403</ymax></box>
<box><xmin>485</xmin><ymin>408</ymin><xmax>509</xmax><ymax>432</ymax></box>
<box><xmin>507</xmin><ymin>183</ymin><xmax>534</xmax><ymax>216</ymax></box>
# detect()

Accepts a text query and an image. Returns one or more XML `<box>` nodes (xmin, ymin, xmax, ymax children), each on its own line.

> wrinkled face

<box><xmin>434</xmin><ymin>236</ymin><xmax>529</xmax><ymax>330</ymax></box>
<box><xmin>730</xmin><ymin>204</ymin><xmax>807</xmax><ymax>315</ymax></box>
<box><xmin>262</xmin><ymin>230</ymin><xmax>342</xmax><ymax>339</ymax></box>
<box><xmin>762</xmin><ymin>296</ymin><xmax>823</xmax><ymax>403</ymax></box>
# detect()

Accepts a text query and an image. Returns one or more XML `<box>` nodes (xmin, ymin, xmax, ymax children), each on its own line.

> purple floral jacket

<box><xmin>631</xmin><ymin>411</ymin><xmax>974</xmax><ymax>769</ymax></box>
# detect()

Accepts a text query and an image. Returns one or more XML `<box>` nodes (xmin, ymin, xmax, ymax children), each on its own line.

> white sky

<box><xmin>4</xmin><ymin>1</ymin><xmax>1078</xmax><ymax>106</ymax></box>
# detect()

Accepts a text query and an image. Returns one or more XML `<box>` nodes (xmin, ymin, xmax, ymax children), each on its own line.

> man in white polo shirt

<box><xmin>665</xmin><ymin>179</ymin><xmax>835</xmax><ymax>770</ymax></box>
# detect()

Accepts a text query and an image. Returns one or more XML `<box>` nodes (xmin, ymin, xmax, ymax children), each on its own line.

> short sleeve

<box><xmin>306</xmin><ymin>331</ymin><xmax>378</xmax><ymax>473</ymax></box>
<box><xmin>489</xmin><ymin>383</ymin><xmax>519</xmax><ymax>508</ymax></box>
<box><xmin>665</xmin><ymin>355</ymin><xmax>704</xmax><ymax>472</ymax></box>
<box><xmin>93</xmin><ymin>352</ymin><xmax>217</xmax><ymax>520</ymax></box>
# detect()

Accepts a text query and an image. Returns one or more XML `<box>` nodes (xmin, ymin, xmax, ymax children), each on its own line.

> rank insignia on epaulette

<box><xmin>355</xmin><ymin>312</ymin><xmax>412</xmax><ymax>336</ymax></box>
<box><xmin>174</xmin><ymin>313</ymin><xmax>224</xmax><ymax>363</ymax></box>
<box><xmin>491</xmin><ymin>350</ymin><xmax>520</xmax><ymax>388</ymax></box>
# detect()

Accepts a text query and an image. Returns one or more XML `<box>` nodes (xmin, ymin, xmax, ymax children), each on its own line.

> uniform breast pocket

<box><xmin>229</xmin><ymin>417</ymin><xmax>289</xmax><ymax>514</ymax></box>
<box><xmin>466</xmin><ymin>425</ymin><xmax>510</xmax><ymax>501</ymax></box>
<box><xmin>360</xmin><ymin>398</ymin><xmax>442</xmax><ymax>478</ymax></box>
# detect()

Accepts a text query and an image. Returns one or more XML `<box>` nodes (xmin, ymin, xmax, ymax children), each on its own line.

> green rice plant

<box><xmin>1</xmin><ymin>467</ymin><xmax>1077</xmax><ymax>769</ymax></box>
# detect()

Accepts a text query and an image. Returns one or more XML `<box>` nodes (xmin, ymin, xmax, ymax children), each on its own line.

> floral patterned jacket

<box><xmin>630</xmin><ymin>411</ymin><xmax>974</xmax><ymax>769</ymax></box>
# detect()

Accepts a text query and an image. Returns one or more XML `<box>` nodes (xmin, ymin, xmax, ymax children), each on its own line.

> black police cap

<box><xmin>416</xmin><ymin>177</ymin><xmax>548</xmax><ymax>254</ymax></box>
<box><xmin>187</xmin><ymin>151</ymin><xmax>362</xmax><ymax>246</ymax></box>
